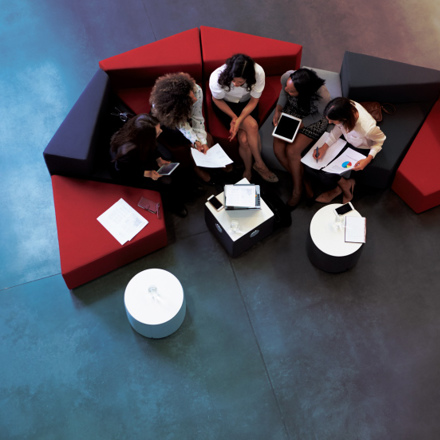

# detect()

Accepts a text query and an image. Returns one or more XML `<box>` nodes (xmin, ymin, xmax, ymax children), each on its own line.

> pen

<box><xmin>315</xmin><ymin>146</ymin><xmax>319</xmax><ymax>163</ymax></box>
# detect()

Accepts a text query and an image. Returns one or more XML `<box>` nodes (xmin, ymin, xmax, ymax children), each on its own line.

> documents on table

<box><xmin>344</xmin><ymin>216</ymin><xmax>366</xmax><ymax>243</ymax></box>
<box><xmin>97</xmin><ymin>198</ymin><xmax>148</xmax><ymax>245</ymax></box>
<box><xmin>224</xmin><ymin>184</ymin><xmax>261</xmax><ymax>209</ymax></box>
<box><xmin>191</xmin><ymin>143</ymin><xmax>233</xmax><ymax>168</ymax></box>
<box><xmin>301</xmin><ymin>132</ymin><xmax>367</xmax><ymax>174</ymax></box>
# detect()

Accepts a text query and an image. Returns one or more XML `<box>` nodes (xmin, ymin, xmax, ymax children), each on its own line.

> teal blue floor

<box><xmin>1</xmin><ymin>1</ymin><xmax>440</xmax><ymax>439</ymax></box>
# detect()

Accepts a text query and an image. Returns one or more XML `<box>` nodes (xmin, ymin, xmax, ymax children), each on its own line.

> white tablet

<box><xmin>157</xmin><ymin>162</ymin><xmax>179</xmax><ymax>175</ymax></box>
<box><xmin>272</xmin><ymin>113</ymin><xmax>302</xmax><ymax>143</ymax></box>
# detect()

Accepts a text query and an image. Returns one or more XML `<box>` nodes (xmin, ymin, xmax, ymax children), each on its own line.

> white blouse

<box><xmin>326</xmin><ymin>102</ymin><xmax>386</xmax><ymax>158</ymax></box>
<box><xmin>209</xmin><ymin>63</ymin><xmax>265</xmax><ymax>103</ymax></box>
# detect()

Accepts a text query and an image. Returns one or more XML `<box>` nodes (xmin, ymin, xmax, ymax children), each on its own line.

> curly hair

<box><xmin>218</xmin><ymin>53</ymin><xmax>256</xmax><ymax>92</ymax></box>
<box><xmin>110</xmin><ymin>113</ymin><xmax>159</xmax><ymax>162</ymax></box>
<box><xmin>150</xmin><ymin>72</ymin><xmax>196</xmax><ymax>128</ymax></box>
<box><xmin>324</xmin><ymin>97</ymin><xmax>357</xmax><ymax>132</ymax></box>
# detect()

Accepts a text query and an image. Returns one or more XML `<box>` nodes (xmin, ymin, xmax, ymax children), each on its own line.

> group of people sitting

<box><xmin>109</xmin><ymin>53</ymin><xmax>386</xmax><ymax>217</ymax></box>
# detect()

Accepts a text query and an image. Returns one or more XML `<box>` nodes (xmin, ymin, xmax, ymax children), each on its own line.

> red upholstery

<box><xmin>99</xmin><ymin>28</ymin><xmax>203</xmax><ymax>114</ymax></box>
<box><xmin>392</xmin><ymin>98</ymin><xmax>440</xmax><ymax>213</ymax></box>
<box><xmin>200</xmin><ymin>26</ymin><xmax>302</xmax><ymax>155</ymax></box>
<box><xmin>52</xmin><ymin>176</ymin><xmax>167</xmax><ymax>289</ymax></box>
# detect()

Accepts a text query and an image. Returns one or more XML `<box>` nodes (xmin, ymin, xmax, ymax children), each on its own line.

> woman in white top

<box><xmin>209</xmin><ymin>53</ymin><xmax>278</xmax><ymax>183</ymax></box>
<box><xmin>313</xmin><ymin>97</ymin><xmax>386</xmax><ymax>203</ymax></box>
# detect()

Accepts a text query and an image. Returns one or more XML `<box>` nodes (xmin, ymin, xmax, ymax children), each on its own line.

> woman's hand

<box><xmin>229</xmin><ymin>116</ymin><xmax>242</xmax><ymax>141</ymax></box>
<box><xmin>194</xmin><ymin>141</ymin><xmax>209</xmax><ymax>154</ymax></box>
<box><xmin>353</xmin><ymin>156</ymin><xmax>372</xmax><ymax>171</ymax></box>
<box><xmin>156</xmin><ymin>157</ymin><xmax>170</xmax><ymax>167</ymax></box>
<box><xmin>144</xmin><ymin>170</ymin><xmax>162</xmax><ymax>180</ymax></box>
<box><xmin>313</xmin><ymin>143</ymin><xmax>329</xmax><ymax>161</ymax></box>
<box><xmin>273</xmin><ymin>108</ymin><xmax>282</xmax><ymax>127</ymax></box>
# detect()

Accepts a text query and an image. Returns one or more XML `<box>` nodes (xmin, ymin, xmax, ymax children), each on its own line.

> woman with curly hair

<box><xmin>110</xmin><ymin>113</ymin><xmax>188</xmax><ymax>217</ymax></box>
<box><xmin>273</xmin><ymin>68</ymin><xmax>331</xmax><ymax>208</ymax></box>
<box><xmin>209</xmin><ymin>53</ymin><xmax>278</xmax><ymax>183</ymax></box>
<box><xmin>150</xmin><ymin>72</ymin><xmax>213</xmax><ymax>183</ymax></box>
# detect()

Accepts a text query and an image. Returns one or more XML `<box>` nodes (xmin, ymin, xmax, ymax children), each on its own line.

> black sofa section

<box><xmin>43</xmin><ymin>69</ymin><xmax>129</xmax><ymax>183</ymax></box>
<box><xmin>340</xmin><ymin>52</ymin><xmax>440</xmax><ymax>189</ymax></box>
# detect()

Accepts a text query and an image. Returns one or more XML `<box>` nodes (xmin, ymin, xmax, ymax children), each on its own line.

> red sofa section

<box><xmin>392</xmin><ymin>98</ymin><xmax>440</xmax><ymax>213</ymax></box>
<box><xmin>99</xmin><ymin>28</ymin><xmax>203</xmax><ymax>115</ymax></box>
<box><xmin>52</xmin><ymin>176</ymin><xmax>167</xmax><ymax>289</ymax></box>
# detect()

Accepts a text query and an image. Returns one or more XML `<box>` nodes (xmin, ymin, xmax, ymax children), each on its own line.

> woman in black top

<box><xmin>110</xmin><ymin>113</ymin><xmax>187</xmax><ymax>217</ymax></box>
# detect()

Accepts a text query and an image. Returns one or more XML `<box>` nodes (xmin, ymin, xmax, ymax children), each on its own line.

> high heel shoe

<box><xmin>252</xmin><ymin>163</ymin><xmax>279</xmax><ymax>183</ymax></box>
<box><xmin>342</xmin><ymin>179</ymin><xmax>355</xmax><ymax>204</ymax></box>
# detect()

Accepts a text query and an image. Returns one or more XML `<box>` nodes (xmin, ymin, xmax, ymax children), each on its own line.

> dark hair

<box><xmin>110</xmin><ymin>113</ymin><xmax>159</xmax><ymax>162</ymax></box>
<box><xmin>218</xmin><ymin>53</ymin><xmax>256</xmax><ymax>92</ymax></box>
<box><xmin>289</xmin><ymin>68</ymin><xmax>325</xmax><ymax>111</ymax></box>
<box><xmin>150</xmin><ymin>72</ymin><xmax>196</xmax><ymax>127</ymax></box>
<box><xmin>324</xmin><ymin>97</ymin><xmax>357</xmax><ymax>132</ymax></box>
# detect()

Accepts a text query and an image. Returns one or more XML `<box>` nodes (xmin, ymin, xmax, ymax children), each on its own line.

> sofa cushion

<box><xmin>44</xmin><ymin>69</ymin><xmax>117</xmax><ymax>179</ymax></box>
<box><xmin>100</xmin><ymin>28</ymin><xmax>203</xmax><ymax>114</ymax></box>
<box><xmin>341</xmin><ymin>51</ymin><xmax>440</xmax><ymax>103</ymax></box>
<box><xmin>52</xmin><ymin>176</ymin><xmax>167</xmax><ymax>289</ymax></box>
<box><xmin>392</xmin><ymin>98</ymin><xmax>440</xmax><ymax>213</ymax></box>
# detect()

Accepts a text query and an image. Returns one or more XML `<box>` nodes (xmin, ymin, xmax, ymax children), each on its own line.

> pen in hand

<box><xmin>315</xmin><ymin>146</ymin><xmax>319</xmax><ymax>163</ymax></box>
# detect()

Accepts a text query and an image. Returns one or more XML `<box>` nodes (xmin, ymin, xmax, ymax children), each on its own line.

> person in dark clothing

<box><xmin>110</xmin><ymin>113</ymin><xmax>188</xmax><ymax>217</ymax></box>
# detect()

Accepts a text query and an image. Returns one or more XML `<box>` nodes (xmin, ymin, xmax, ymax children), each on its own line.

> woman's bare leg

<box><xmin>285</xmin><ymin>133</ymin><xmax>314</xmax><ymax>206</ymax></box>
<box><xmin>273</xmin><ymin>137</ymin><xmax>290</xmax><ymax>172</ymax></box>
<box><xmin>237</xmin><ymin>130</ymin><xmax>253</xmax><ymax>180</ymax></box>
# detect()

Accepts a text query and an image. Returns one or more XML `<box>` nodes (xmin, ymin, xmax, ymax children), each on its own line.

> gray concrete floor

<box><xmin>1</xmin><ymin>1</ymin><xmax>440</xmax><ymax>439</ymax></box>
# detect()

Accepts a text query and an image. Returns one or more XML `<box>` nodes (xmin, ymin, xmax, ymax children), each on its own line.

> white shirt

<box><xmin>209</xmin><ymin>63</ymin><xmax>265</xmax><ymax>103</ymax></box>
<box><xmin>176</xmin><ymin>84</ymin><xmax>207</xmax><ymax>145</ymax></box>
<box><xmin>326</xmin><ymin>102</ymin><xmax>386</xmax><ymax>158</ymax></box>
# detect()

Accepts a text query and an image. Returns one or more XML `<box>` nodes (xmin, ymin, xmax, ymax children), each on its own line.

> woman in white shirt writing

<box><xmin>209</xmin><ymin>53</ymin><xmax>278</xmax><ymax>183</ymax></box>
<box><xmin>313</xmin><ymin>97</ymin><xmax>386</xmax><ymax>203</ymax></box>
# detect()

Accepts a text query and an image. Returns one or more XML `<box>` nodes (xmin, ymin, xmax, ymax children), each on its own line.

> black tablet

<box><xmin>272</xmin><ymin>113</ymin><xmax>302</xmax><ymax>143</ymax></box>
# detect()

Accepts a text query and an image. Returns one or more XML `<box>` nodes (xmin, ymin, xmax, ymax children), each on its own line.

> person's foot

<box><xmin>243</xmin><ymin>169</ymin><xmax>252</xmax><ymax>181</ymax></box>
<box><xmin>287</xmin><ymin>191</ymin><xmax>302</xmax><ymax>210</ymax></box>
<box><xmin>315</xmin><ymin>186</ymin><xmax>342</xmax><ymax>203</ymax></box>
<box><xmin>252</xmin><ymin>163</ymin><xmax>279</xmax><ymax>183</ymax></box>
<box><xmin>223</xmin><ymin>164</ymin><xmax>233</xmax><ymax>173</ymax></box>
<box><xmin>194</xmin><ymin>166</ymin><xmax>211</xmax><ymax>183</ymax></box>
<box><xmin>340</xmin><ymin>178</ymin><xmax>355</xmax><ymax>203</ymax></box>
<box><xmin>172</xmin><ymin>204</ymin><xmax>188</xmax><ymax>218</ymax></box>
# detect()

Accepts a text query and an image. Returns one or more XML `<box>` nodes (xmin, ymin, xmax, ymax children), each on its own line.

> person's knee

<box><xmin>242</xmin><ymin>116</ymin><xmax>259</xmax><ymax>132</ymax></box>
<box><xmin>286</xmin><ymin>144</ymin><xmax>302</xmax><ymax>160</ymax></box>
<box><xmin>238</xmin><ymin>130</ymin><xmax>248</xmax><ymax>147</ymax></box>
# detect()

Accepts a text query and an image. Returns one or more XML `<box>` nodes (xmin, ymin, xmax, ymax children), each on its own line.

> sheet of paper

<box><xmin>225</xmin><ymin>185</ymin><xmax>257</xmax><ymax>208</ymax></box>
<box><xmin>322</xmin><ymin>147</ymin><xmax>366</xmax><ymax>175</ymax></box>
<box><xmin>344</xmin><ymin>216</ymin><xmax>366</xmax><ymax>243</ymax></box>
<box><xmin>301</xmin><ymin>132</ymin><xmax>347</xmax><ymax>170</ymax></box>
<box><xmin>97</xmin><ymin>198</ymin><xmax>148</xmax><ymax>245</ymax></box>
<box><xmin>191</xmin><ymin>143</ymin><xmax>233</xmax><ymax>168</ymax></box>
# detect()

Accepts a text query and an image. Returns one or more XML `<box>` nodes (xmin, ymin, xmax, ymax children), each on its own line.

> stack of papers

<box><xmin>301</xmin><ymin>132</ymin><xmax>366</xmax><ymax>175</ymax></box>
<box><xmin>97</xmin><ymin>198</ymin><xmax>148</xmax><ymax>245</ymax></box>
<box><xmin>191</xmin><ymin>143</ymin><xmax>233</xmax><ymax>168</ymax></box>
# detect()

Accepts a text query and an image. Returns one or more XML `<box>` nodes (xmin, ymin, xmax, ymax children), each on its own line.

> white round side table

<box><xmin>307</xmin><ymin>203</ymin><xmax>364</xmax><ymax>273</ymax></box>
<box><xmin>124</xmin><ymin>268</ymin><xmax>186</xmax><ymax>338</ymax></box>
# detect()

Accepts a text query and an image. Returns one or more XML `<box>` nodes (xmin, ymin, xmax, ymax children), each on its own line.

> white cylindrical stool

<box><xmin>124</xmin><ymin>268</ymin><xmax>186</xmax><ymax>339</ymax></box>
<box><xmin>307</xmin><ymin>203</ymin><xmax>364</xmax><ymax>273</ymax></box>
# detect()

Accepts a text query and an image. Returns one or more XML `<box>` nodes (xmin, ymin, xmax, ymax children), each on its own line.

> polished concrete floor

<box><xmin>1</xmin><ymin>1</ymin><xmax>440</xmax><ymax>439</ymax></box>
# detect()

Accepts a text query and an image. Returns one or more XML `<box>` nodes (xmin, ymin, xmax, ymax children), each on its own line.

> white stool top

<box><xmin>124</xmin><ymin>269</ymin><xmax>184</xmax><ymax>326</ymax></box>
<box><xmin>310</xmin><ymin>203</ymin><xmax>363</xmax><ymax>257</ymax></box>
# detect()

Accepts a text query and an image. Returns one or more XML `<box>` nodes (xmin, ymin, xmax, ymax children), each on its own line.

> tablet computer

<box><xmin>272</xmin><ymin>113</ymin><xmax>302</xmax><ymax>143</ymax></box>
<box><xmin>157</xmin><ymin>162</ymin><xmax>179</xmax><ymax>175</ymax></box>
